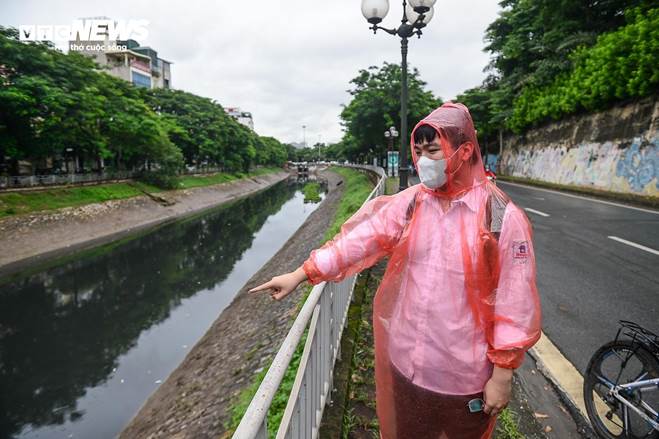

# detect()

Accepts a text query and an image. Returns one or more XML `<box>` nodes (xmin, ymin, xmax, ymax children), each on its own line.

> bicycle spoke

<box><xmin>585</xmin><ymin>337</ymin><xmax>659</xmax><ymax>439</ymax></box>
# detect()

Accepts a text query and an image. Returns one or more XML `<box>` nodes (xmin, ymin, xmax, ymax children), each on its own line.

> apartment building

<box><xmin>69</xmin><ymin>18</ymin><xmax>172</xmax><ymax>89</ymax></box>
<box><xmin>224</xmin><ymin>107</ymin><xmax>254</xmax><ymax>130</ymax></box>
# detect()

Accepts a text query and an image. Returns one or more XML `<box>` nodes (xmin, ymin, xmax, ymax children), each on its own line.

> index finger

<box><xmin>248</xmin><ymin>280</ymin><xmax>274</xmax><ymax>293</ymax></box>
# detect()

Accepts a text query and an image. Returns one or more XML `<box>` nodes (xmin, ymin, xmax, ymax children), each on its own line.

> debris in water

<box><xmin>155</xmin><ymin>379</ymin><xmax>162</xmax><ymax>384</ymax></box>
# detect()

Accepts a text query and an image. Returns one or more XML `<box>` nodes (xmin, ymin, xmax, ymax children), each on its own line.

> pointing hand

<box><xmin>248</xmin><ymin>266</ymin><xmax>308</xmax><ymax>301</ymax></box>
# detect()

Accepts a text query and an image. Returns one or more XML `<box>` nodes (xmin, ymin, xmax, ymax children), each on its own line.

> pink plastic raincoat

<box><xmin>303</xmin><ymin>103</ymin><xmax>541</xmax><ymax>438</ymax></box>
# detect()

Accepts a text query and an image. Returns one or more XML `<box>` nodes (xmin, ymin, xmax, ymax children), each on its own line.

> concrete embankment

<box><xmin>500</xmin><ymin>95</ymin><xmax>658</xmax><ymax>198</ymax></box>
<box><xmin>119</xmin><ymin>169</ymin><xmax>346</xmax><ymax>439</ymax></box>
<box><xmin>0</xmin><ymin>171</ymin><xmax>290</xmax><ymax>277</ymax></box>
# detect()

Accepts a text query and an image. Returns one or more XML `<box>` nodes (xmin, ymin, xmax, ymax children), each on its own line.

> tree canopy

<box><xmin>335</xmin><ymin>62</ymin><xmax>441</xmax><ymax>162</ymax></box>
<box><xmin>0</xmin><ymin>27</ymin><xmax>288</xmax><ymax>177</ymax></box>
<box><xmin>458</xmin><ymin>0</ymin><xmax>658</xmax><ymax>140</ymax></box>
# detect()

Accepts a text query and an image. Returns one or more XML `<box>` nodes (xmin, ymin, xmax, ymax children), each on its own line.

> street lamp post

<box><xmin>361</xmin><ymin>0</ymin><xmax>436</xmax><ymax>191</ymax></box>
<box><xmin>302</xmin><ymin>125</ymin><xmax>307</xmax><ymax>149</ymax></box>
<box><xmin>384</xmin><ymin>126</ymin><xmax>399</xmax><ymax>176</ymax></box>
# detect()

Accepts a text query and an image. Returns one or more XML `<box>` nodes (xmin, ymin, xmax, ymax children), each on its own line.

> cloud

<box><xmin>3</xmin><ymin>0</ymin><xmax>501</xmax><ymax>144</ymax></box>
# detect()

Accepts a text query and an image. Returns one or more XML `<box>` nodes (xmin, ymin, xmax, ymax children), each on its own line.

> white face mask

<box><xmin>416</xmin><ymin>145</ymin><xmax>463</xmax><ymax>189</ymax></box>
<box><xmin>417</xmin><ymin>155</ymin><xmax>447</xmax><ymax>189</ymax></box>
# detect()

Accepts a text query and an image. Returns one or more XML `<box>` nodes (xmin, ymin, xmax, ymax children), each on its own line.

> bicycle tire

<box><xmin>584</xmin><ymin>340</ymin><xmax>659</xmax><ymax>439</ymax></box>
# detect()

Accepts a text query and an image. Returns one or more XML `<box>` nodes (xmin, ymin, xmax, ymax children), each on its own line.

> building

<box><xmin>224</xmin><ymin>107</ymin><xmax>254</xmax><ymax>130</ymax></box>
<box><xmin>69</xmin><ymin>17</ymin><xmax>172</xmax><ymax>89</ymax></box>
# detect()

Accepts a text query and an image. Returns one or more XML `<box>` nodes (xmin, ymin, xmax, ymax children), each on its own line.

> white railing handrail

<box><xmin>232</xmin><ymin>165</ymin><xmax>386</xmax><ymax>439</ymax></box>
<box><xmin>232</xmin><ymin>281</ymin><xmax>328</xmax><ymax>438</ymax></box>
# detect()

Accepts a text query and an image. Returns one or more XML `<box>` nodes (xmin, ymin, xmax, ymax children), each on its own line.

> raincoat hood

<box><xmin>410</xmin><ymin>102</ymin><xmax>486</xmax><ymax>197</ymax></box>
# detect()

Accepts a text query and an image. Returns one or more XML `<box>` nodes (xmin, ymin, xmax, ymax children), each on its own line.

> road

<box><xmin>498</xmin><ymin>180</ymin><xmax>658</xmax><ymax>375</ymax></box>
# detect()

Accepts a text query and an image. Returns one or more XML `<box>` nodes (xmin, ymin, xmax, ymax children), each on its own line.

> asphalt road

<box><xmin>497</xmin><ymin>180</ymin><xmax>659</xmax><ymax>375</ymax></box>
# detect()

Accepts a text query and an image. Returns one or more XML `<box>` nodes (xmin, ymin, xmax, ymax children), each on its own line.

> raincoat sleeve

<box><xmin>487</xmin><ymin>204</ymin><xmax>542</xmax><ymax>369</ymax></box>
<box><xmin>302</xmin><ymin>191</ymin><xmax>412</xmax><ymax>285</ymax></box>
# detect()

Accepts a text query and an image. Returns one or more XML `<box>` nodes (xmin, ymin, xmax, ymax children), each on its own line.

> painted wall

<box><xmin>499</xmin><ymin>97</ymin><xmax>658</xmax><ymax>197</ymax></box>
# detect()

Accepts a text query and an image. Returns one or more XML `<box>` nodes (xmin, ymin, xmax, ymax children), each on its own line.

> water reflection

<box><xmin>0</xmin><ymin>180</ymin><xmax>321</xmax><ymax>438</ymax></box>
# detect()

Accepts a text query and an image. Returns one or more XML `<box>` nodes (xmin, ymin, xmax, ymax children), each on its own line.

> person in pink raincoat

<box><xmin>250</xmin><ymin>102</ymin><xmax>542</xmax><ymax>438</ymax></box>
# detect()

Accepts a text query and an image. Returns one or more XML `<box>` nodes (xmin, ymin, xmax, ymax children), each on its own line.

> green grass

<box><xmin>323</xmin><ymin>167</ymin><xmax>375</xmax><ymax>241</ymax></box>
<box><xmin>385</xmin><ymin>177</ymin><xmax>398</xmax><ymax>196</ymax></box>
<box><xmin>302</xmin><ymin>182</ymin><xmax>322</xmax><ymax>203</ymax></box>
<box><xmin>0</xmin><ymin>168</ymin><xmax>282</xmax><ymax>219</ymax></box>
<box><xmin>224</xmin><ymin>167</ymin><xmax>375</xmax><ymax>437</ymax></box>
<box><xmin>0</xmin><ymin>182</ymin><xmax>161</xmax><ymax>219</ymax></box>
<box><xmin>494</xmin><ymin>407</ymin><xmax>525</xmax><ymax>439</ymax></box>
<box><xmin>178</xmin><ymin>167</ymin><xmax>281</xmax><ymax>190</ymax></box>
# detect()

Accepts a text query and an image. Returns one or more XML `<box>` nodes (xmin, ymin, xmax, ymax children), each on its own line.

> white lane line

<box><xmin>608</xmin><ymin>236</ymin><xmax>659</xmax><ymax>256</ymax></box>
<box><xmin>524</xmin><ymin>207</ymin><xmax>550</xmax><ymax>217</ymax></box>
<box><xmin>498</xmin><ymin>180</ymin><xmax>659</xmax><ymax>215</ymax></box>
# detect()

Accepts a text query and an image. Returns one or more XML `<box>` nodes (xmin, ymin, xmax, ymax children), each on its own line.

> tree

<box><xmin>452</xmin><ymin>0</ymin><xmax>656</xmax><ymax>136</ymax></box>
<box><xmin>340</xmin><ymin>62</ymin><xmax>441</xmax><ymax>161</ymax></box>
<box><xmin>0</xmin><ymin>26</ymin><xmax>288</xmax><ymax>178</ymax></box>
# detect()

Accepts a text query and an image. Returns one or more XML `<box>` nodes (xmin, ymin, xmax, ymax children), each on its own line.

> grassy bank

<box><xmin>178</xmin><ymin>167</ymin><xmax>281</xmax><ymax>190</ymax></box>
<box><xmin>322</xmin><ymin>167</ymin><xmax>374</xmax><ymax>240</ymax></box>
<box><xmin>224</xmin><ymin>166</ymin><xmax>376</xmax><ymax>438</ymax></box>
<box><xmin>498</xmin><ymin>174</ymin><xmax>659</xmax><ymax>209</ymax></box>
<box><xmin>0</xmin><ymin>167</ymin><xmax>282</xmax><ymax>219</ymax></box>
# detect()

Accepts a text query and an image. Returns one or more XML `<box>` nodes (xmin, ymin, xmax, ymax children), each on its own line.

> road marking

<box><xmin>608</xmin><ymin>236</ymin><xmax>659</xmax><ymax>256</ymax></box>
<box><xmin>524</xmin><ymin>207</ymin><xmax>550</xmax><ymax>217</ymax></box>
<box><xmin>498</xmin><ymin>180</ymin><xmax>659</xmax><ymax>215</ymax></box>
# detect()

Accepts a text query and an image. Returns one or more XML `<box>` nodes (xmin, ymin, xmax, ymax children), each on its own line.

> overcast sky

<box><xmin>4</xmin><ymin>1</ymin><xmax>501</xmax><ymax>145</ymax></box>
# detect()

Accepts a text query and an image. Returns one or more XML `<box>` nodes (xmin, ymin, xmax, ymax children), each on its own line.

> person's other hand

<box><xmin>248</xmin><ymin>266</ymin><xmax>307</xmax><ymax>301</ymax></box>
<box><xmin>483</xmin><ymin>366</ymin><xmax>513</xmax><ymax>417</ymax></box>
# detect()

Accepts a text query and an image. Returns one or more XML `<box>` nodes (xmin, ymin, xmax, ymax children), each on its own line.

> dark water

<box><xmin>0</xmin><ymin>179</ymin><xmax>323</xmax><ymax>439</ymax></box>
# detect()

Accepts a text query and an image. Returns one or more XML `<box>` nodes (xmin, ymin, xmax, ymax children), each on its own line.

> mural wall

<box><xmin>499</xmin><ymin>97</ymin><xmax>658</xmax><ymax>197</ymax></box>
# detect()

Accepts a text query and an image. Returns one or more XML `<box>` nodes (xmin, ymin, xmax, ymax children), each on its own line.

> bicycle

<box><xmin>584</xmin><ymin>320</ymin><xmax>659</xmax><ymax>438</ymax></box>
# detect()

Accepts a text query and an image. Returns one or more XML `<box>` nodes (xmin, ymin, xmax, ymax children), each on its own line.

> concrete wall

<box><xmin>499</xmin><ymin>96</ymin><xmax>658</xmax><ymax>197</ymax></box>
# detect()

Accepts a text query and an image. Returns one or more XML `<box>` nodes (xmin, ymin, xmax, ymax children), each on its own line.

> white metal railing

<box><xmin>232</xmin><ymin>165</ymin><xmax>386</xmax><ymax>439</ymax></box>
<box><xmin>0</xmin><ymin>172</ymin><xmax>135</xmax><ymax>189</ymax></box>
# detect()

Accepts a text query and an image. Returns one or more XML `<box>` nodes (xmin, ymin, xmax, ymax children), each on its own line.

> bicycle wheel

<box><xmin>584</xmin><ymin>340</ymin><xmax>659</xmax><ymax>439</ymax></box>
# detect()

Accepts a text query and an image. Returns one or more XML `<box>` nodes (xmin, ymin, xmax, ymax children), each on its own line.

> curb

<box><xmin>529</xmin><ymin>333</ymin><xmax>597</xmax><ymax>438</ymax></box>
<box><xmin>497</xmin><ymin>175</ymin><xmax>658</xmax><ymax>209</ymax></box>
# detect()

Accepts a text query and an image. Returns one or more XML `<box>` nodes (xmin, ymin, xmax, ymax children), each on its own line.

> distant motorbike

<box><xmin>485</xmin><ymin>167</ymin><xmax>497</xmax><ymax>183</ymax></box>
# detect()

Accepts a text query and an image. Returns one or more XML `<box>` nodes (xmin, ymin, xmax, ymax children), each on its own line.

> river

<box><xmin>0</xmin><ymin>178</ymin><xmax>324</xmax><ymax>439</ymax></box>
